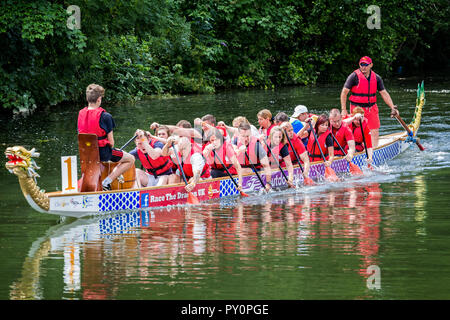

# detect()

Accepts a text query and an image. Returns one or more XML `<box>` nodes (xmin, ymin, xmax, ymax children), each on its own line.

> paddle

<box><xmin>212</xmin><ymin>149</ymin><xmax>249</xmax><ymax>197</ymax></box>
<box><xmin>260</xmin><ymin>139</ymin><xmax>294</xmax><ymax>188</ymax></box>
<box><xmin>309</xmin><ymin>122</ymin><xmax>339</xmax><ymax>182</ymax></box>
<box><xmin>283</xmin><ymin>129</ymin><xmax>315</xmax><ymax>186</ymax></box>
<box><xmin>359</xmin><ymin>118</ymin><xmax>373</xmax><ymax>169</ymax></box>
<box><xmin>244</xmin><ymin>149</ymin><xmax>268</xmax><ymax>192</ymax></box>
<box><xmin>394</xmin><ymin>114</ymin><xmax>425</xmax><ymax>151</ymax></box>
<box><xmin>171</xmin><ymin>143</ymin><xmax>199</xmax><ymax>204</ymax></box>
<box><xmin>120</xmin><ymin>134</ymin><xmax>138</xmax><ymax>151</ymax></box>
<box><xmin>329</xmin><ymin>131</ymin><xmax>363</xmax><ymax>176</ymax></box>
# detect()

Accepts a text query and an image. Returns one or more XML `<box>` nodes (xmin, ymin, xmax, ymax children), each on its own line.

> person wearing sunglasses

<box><xmin>340</xmin><ymin>56</ymin><xmax>399</xmax><ymax>148</ymax></box>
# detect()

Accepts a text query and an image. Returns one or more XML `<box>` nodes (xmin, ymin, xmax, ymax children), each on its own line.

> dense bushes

<box><xmin>0</xmin><ymin>0</ymin><xmax>448</xmax><ymax>111</ymax></box>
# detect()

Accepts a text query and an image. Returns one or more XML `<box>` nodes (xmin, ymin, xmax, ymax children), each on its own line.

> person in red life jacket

<box><xmin>77</xmin><ymin>84</ymin><xmax>135</xmax><ymax>191</ymax></box>
<box><xmin>329</xmin><ymin>108</ymin><xmax>356</xmax><ymax>163</ymax></box>
<box><xmin>203</xmin><ymin>129</ymin><xmax>244</xmax><ymax>190</ymax></box>
<box><xmin>266</xmin><ymin>126</ymin><xmax>295</xmax><ymax>188</ymax></box>
<box><xmin>161</xmin><ymin>136</ymin><xmax>211</xmax><ymax>192</ymax></box>
<box><xmin>340</xmin><ymin>56</ymin><xmax>400</xmax><ymax>147</ymax></box>
<box><xmin>129</xmin><ymin>129</ymin><xmax>173</xmax><ymax>187</ymax></box>
<box><xmin>233</xmin><ymin>122</ymin><xmax>272</xmax><ymax>191</ymax></box>
<box><xmin>306</xmin><ymin>114</ymin><xmax>335</xmax><ymax>167</ymax></box>
<box><xmin>257</xmin><ymin>109</ymin><xmax>276</xmax><ymax>139</ymax></box>
<box><xmin>155</xmin><ymin>126</ymin><xmax>181</xmax><ymax>185</ymax></box>
<box><xmin>343</xmin><ymin>107</ymin><xmax>374</xmax><ymax>164</ymax></box>
<box><xmin>195</xmin><ymin>114</ymin><xmax>229</xmax><ymax>150</ymax></box>
<box><xmin>279</xmin><ymin>122</ymin><xmax>311</xmax><ymax>180</ymax></box>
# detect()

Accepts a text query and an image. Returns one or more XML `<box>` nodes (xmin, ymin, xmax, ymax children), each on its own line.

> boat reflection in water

<box><xmin>10</xmin><ymin>183</ymin><xmax>384</xmax><ymax>300</ymax></box>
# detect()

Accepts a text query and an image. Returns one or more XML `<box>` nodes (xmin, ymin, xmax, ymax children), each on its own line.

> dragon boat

<box><xmin>5</xmin><ymin>83</ymin><xmax>426</xmax><ymax>218</ymax></box>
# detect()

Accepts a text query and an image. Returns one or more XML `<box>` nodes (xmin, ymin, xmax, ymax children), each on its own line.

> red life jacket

<box><xmin>180</xmin><ymin>148</ymin><xmax>210</xmax><ymax>180</ymax></box>
<box><xmin>201</xmin><ymin>126</ymin><xmax>227</xmax><ymax>150</ymax></box>
<box><xmin>331</xmin><ymin>123</ymin><xmax>352</xmax><ymax>156</ymax></box>
<box><xmin>349</xmin><ymin>119</ymin><xmax>371</xmax><ymax>152</ymax></box>
<box><xmin>77</xmin><ymin>107</ymin><xmax>109</xmax><ymax>147</ymax></box>
<box><xmin>236</xmin><ymin>136</ymin><xmax>263</xmax><ymax>169</ymax></box>
<box><xmin>307</xmin><ymin>130</ymin><xmax>331</xmax><ymax>162</ymax></box>
<box><xmin>208</xmin><ymin>141</ymin><xmax>237</xmax><ymax>175</ymax></box>
<box><xmin>137</xmin><ymin>140</ymin><xmax>173</xmax><ymax>177</ymax></box>
<box><xmin>259</xmin><ymin>123</ymin><xmax>275</xmax><ymax>139</ymax></box>
<box><xmin>265</xmin><ymin>142</ymin><xmax>284</xmax><ymax>166</ymax></box>
<box><xmin>349</xmin><ymin>69</ymin><xmax>378</xmax><ymax>109</ymax></box>
<box><xmin>286</xmin><ymin>134</ymin><xmax>306</xmax><ymax>164</ymax></box>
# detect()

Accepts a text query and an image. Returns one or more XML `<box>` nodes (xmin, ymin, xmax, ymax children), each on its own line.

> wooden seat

<box><xmin>78</xmin><ymin>133</ymin><xmax>102</xmax><ymax>192</ymax></box>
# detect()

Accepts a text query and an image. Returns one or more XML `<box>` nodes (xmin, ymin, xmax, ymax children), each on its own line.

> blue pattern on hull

<box><xmin>99</xmin><ymin>191</ymin><xmax>140</xmax><ymax>212</ymax></box>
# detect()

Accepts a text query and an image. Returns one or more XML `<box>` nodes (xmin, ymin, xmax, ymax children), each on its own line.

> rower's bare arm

<box><xmin>283</xmin><ymin>156</ymin><xmax>294</xmax><ymax>184</ymax></box>
<box><xmin>340</xmin><ymin>88</ymin><xmax>350</xmax><ymax>116</ymax></box>
<box><xmin>231</xmin><ymin>155</ymin><xmax>243</xmax><ymax>190</ymax></box>
<box><xmin>107</xmin><ymin>131</ymin><xmax>115</xmax><ymax>148</ymax></box>
<box><xmin>300</xmin><ymin>151</ymin><xmax>310</xmax><ymax>178</ymax></box>
<box><xmin>346</xmin><ymin>140</ymin><xmax>356</xmax><ymax>161</ymax></box>
<box><xmin>379</xmin><ymin>90</ymin><xmax>399</xmax><ymax>116</ymax></box>
<box><xmin>260</xmin><ymin>156</ymin><xmax>272</xmax><ymax>185</ymax></box>
<box><xmin>326</xmin><ymin>146</ymin><xmax>335</xmax><ymax>166</ymax></box>
<box><xmin>367</xmin><ymin>148</ymin><xmax>374</xmax><ymax>163</ymax></box>
<box><xmin>173</xmin><ymin>127</ymin><xmax>202</xmax><ymax>140</ymax></box>
<box><xmin>161</xmin><ymin>137</ymin><xmax>176</xmax><ymax>157</ymax></box>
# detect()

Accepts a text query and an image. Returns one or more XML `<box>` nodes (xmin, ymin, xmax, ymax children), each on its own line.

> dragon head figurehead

<box><xmin>5</xmin><ymin>146</ymin><xmax>41</xmax><ymax>179</ymax></box>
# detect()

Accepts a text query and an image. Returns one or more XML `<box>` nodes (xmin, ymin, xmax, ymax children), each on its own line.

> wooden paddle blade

<box><xmin>187</xmin><ymin>192</ymin><xmax>200</xmax><ymax>204</ymax></box>
<box><xmin>325</xmin><ymin>167</ymin><xmax>340</xmax><ymax>182</ymax></box>
<box><xmin>303</xmin><ymin>177</ymin><xmax>315</xmax><ymax>186</ymax></box>
<box><xmin>416</xmin><ymin>141</ymin><xmax>425</xmax><ymax>151</ymax></box>
<box><xmin>349</xmin><ymin>162</ymin><xmax>364</xmax><ymax>175</ymax></box>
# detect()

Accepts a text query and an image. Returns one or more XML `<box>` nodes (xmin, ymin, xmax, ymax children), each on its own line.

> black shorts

<box><xmin>99</xmin><ymin>146</ymin><xmax>123</xmax><ymax>162</ymax></box>
<box><xmin>211</xmin><ymin>168</ymin><xmax>229</xmax><ymax>178</ymax></box>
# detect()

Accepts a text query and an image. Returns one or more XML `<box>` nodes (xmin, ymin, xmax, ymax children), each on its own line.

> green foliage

<box><xmin>0</xmin><ymin>0</ymin><xmax>448</xmax><ymax>112</ymax></box>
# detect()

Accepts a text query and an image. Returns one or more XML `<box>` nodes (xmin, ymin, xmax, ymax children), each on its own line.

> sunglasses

<box><xmin>360</xmin><ymin>63</ymin><xmax>370</xmax><ymax>67</ymax></box>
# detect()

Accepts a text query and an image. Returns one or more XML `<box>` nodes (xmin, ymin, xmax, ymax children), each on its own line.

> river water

<box><xmin>0</xmin><ymin>80</ymin><xmax>449</xmax><ymax>300</ymax></box>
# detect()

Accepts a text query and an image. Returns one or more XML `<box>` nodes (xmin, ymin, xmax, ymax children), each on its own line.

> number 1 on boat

<box><xmin>61</xmin><ymin>156</ymin><xmax>78</xmax><ymax>193</ymax></box>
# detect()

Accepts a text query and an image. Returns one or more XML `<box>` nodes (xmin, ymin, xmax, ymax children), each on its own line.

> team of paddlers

<box><xmin>77</xmin><ymin>56</ymin><xmax>399</xmax><ymax>193</ymax></box>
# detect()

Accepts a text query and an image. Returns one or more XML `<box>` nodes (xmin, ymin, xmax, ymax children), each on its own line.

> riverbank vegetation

<box><xmin>1</xmin><ymin>0</ymin><xmax>448</xmax><ymax>111</ymax></box>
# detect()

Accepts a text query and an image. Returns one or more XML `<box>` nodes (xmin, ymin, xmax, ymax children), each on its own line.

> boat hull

<box><xmin>46</xmin><ymin>131</ymin><xmax>409</xmax><ymax>218</ymax></box>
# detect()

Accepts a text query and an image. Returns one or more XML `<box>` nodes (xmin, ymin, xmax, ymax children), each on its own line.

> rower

<box><xmin>274</xmin><ymin>112</ymin><xmax>289</xmax><ymax>125</ymax></box>
<box><xmin>233</xmin><ymin>122</ymin><xmax>272</xmax><ymax>191</ymax></box>
<box><xmin>343</xmin><ymin>107</ymin><xmax>373</xmax><ymax>164</ymax></box>
<box><xmin>203</xmin><ymin>129</ymin><xmax>244</xmax><ymax>191</ymax></box>
<box><xmin>162</xmin><ymin>136</ymin><xmax>211</xmax><ymax>192</ymax></box>
<box><xmin>306</xmin><ymin>114</ymin><xmax>335</xmax><ymax>167</ymax></box>
<box><xmin>257</xmin><ymin>109</ymin><xmax>275</xmax><ymax>139</ymax></box>
<box><xmin>280</xmin><ymin>122</ymin><xmax>311</xmax><ymax>180</ymax></box>
<box><xmin>329</xmin><ymin>108</ymin><xmax>356</xmax><ymax>163</ymax></box>
<box><xmin>194</xmin><ymin>114</ymin><xmax>229</xmax><ymax>150</ymax></box>
<box><xmin>129</xmin><ymin>129</ymin><xmax>173</xmax><ymax>187</ymax></box>
<box><xmin>266</xmin><ymin>126</ymin><xmax>295</xmax><ymax>188</ymax></box>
